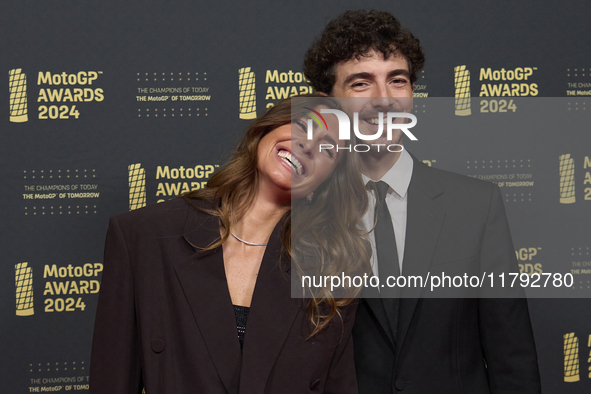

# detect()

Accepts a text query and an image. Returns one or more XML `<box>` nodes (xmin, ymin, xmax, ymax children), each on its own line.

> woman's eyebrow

<box><xmin>324</xmin><ymin>134</ymin><xmax>337</xmax><ymax>146</ymax></box>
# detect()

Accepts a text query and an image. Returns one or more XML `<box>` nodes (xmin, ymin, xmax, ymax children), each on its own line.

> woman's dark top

<box><xmin>233</xmin><ymin>305</ymin><xmax>250</xmax><ymax>349</ymax></box>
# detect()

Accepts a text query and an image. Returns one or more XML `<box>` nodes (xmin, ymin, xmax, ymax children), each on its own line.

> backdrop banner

<box><xmin>1</xmin><ymin>1</ymin><xmax>590</xmax><ymax>393</ymax></box>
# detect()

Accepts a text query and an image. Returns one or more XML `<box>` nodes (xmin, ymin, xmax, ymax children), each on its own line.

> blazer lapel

<box><xmin>396</xmin><ymin>158</ymin><xmax>445</xmax><ymax>351</ymax></box>
<box><xmin>174</xmin><ymin>206</ymin><xmax>242</xmax><ymax>394</ymax></box>
<box><xmin>238</xmin><ymin>223</ymin><xmax>301</xmax><ymax>393</ymax></box>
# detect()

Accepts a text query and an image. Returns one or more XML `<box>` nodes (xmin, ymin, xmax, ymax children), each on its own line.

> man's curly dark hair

<box><xmin>303</xmin><ymin>9</ymin><xmax>425</xmax><ymax>93</ymax></box>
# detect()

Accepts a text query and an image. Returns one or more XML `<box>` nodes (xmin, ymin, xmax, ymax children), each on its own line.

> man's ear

<box><xmin>411</xmin><ymin>83</ymin><xmax>415</xmax><ymax>92</ymax></box>
<box><xmin>316</xmin><ymin>91</ymin><xmax>329</xmax><ymax>97</ymax></box>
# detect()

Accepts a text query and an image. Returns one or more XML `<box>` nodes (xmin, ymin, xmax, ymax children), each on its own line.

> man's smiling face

<box><xmin>330</xmin><ymin>50</ymin><xmax>414</xmax><ymax>146</ymax></box>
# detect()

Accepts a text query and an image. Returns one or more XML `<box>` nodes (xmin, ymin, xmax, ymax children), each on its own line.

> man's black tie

<box><xmin>372</xmin><ymin>180</ymin><xmax>400</xmax><ymax>341</ymax></box>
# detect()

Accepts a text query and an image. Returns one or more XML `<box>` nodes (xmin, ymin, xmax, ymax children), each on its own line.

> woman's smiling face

<box><xmin>256</xmin><ymin>105</ymin><xmax>343</xmax><ymax>201</ymax></box>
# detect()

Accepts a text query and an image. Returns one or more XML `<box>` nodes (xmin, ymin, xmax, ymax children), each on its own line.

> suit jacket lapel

<box><xmin>359</xmin><ymin>282</ymin><xmax>396</xmax><ymax>347</ymax></box>
<box><xmin>174</xmin><ymin>206</ymin><xmax>242</xmax><ymax>394</ymax></box>
<box><xmin>396</xmin><ymin>158</ymin><xmax>445</xmax><ymax>352</ymax></box>
<box><xmin>238</xmin><ymin>224</ymin><xmax>301</xmax><ymax>393</ymax></box>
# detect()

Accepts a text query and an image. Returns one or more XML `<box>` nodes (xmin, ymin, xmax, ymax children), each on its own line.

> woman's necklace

<box><xmin>231</xmin><ymin>232</ymin><xmax>268</xmax><ymax>246</ymax></box>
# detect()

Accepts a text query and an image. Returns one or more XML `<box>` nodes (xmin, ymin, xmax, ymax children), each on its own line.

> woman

<box><xmin>89</xmin><ymin>95</ymin><xmax>370</xmax><ymax>393</ymax></box>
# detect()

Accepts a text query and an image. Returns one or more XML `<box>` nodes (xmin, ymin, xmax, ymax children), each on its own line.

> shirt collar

<box><xmin>362</xmin><ymin>149</ymin><xmax>414</xmax><ymax>198</ymax></box>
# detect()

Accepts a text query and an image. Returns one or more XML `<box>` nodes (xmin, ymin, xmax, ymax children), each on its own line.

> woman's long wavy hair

<box><xmin>183</xmin><ymin>94</ymin><xmax>371</xmax><ymax>337</ymax></box>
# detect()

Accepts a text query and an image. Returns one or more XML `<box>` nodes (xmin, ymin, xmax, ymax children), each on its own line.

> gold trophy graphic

<box><xmin>238</xmin><ymin>67</ymin><xmax>256</xmax><ymax>119</ymax></box>
<box><xmin>559</xmin><ymin>154</ymin><xmax>576</xmax><ymax>204</ymax></box>
<box><xmin>129</xmin><ymin>163</ymin><xmax>146</xmax><ymax>210</ymax></box>
<box><xmin>454</xmin><ymin>65</ymin><xmax>471</xmax><ymax>116</ymax></box>
<box><xmin>564</xmin><ymin>332</ymin><xmax>579</xmax><ymax>382</ymax></box>
<box><xmin>588</xmin><ymin>335</ymin><xmax>591</xmax><ymax>379</ymax></box>
<box><xmin>15</xmin><ymin>262</ymin><xmax>34</xmax><ymax>316</ymax></box>
<box><xmin>9</xmin><ymin>68</ymin><xmax>28</xmax><ymax>123</ymax></box>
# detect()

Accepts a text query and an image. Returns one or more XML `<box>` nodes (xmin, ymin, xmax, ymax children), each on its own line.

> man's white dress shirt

<box><xmin>361</xmin><ymin>149</ymin><xmax>414</xmax><ymax>279</ymax></box>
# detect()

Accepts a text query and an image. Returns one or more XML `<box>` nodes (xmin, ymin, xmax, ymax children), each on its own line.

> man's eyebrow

<box><xmin>387</xmin><ymin>69</ymin><xmax>411</xmax><ymax>79</ymax></box>
<box><xmin>343</xmin><ymin>72</ymin><xmax>374</xmax><ymax>86</ymax></box>
<box><xmin>342</xmin><ymin>69</ymin><xmax>411</xmax><ymax>86</ymax></box>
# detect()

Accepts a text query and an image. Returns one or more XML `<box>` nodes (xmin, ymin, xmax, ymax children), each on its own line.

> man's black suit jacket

<box><xmin>90</xmin><ymin>198</ymin><xmax>358</xmax><ymax>394</ymax></box>
<box><xmin>353</xmin><ymin>157</ymin><xmax>541</xmax><ymax>394</ymax></box>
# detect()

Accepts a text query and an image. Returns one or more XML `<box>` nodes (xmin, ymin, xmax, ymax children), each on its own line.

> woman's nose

<box><xmin>297</xmin><ymin>139</ymin><xmax>315</xmax><ymax>158</ymax></box>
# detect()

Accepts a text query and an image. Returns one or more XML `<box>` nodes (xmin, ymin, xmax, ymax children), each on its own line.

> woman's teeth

<box><xmin>278</xmin><ymin>151</ymin><xmax>303</xmax><ymax>175</ymax></box>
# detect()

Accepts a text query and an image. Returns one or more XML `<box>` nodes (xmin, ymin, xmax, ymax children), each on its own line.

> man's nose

<box><xmin>370</xmin><ymin>84</ymin><xmax>394</xmax><ymax>108</ymax></box>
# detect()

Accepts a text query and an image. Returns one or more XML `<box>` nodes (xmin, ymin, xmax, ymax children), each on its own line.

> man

<box><xmin>303</xmin><ymin>10</ymin><xmax>541</xmax><ymax>394</ymax></box>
